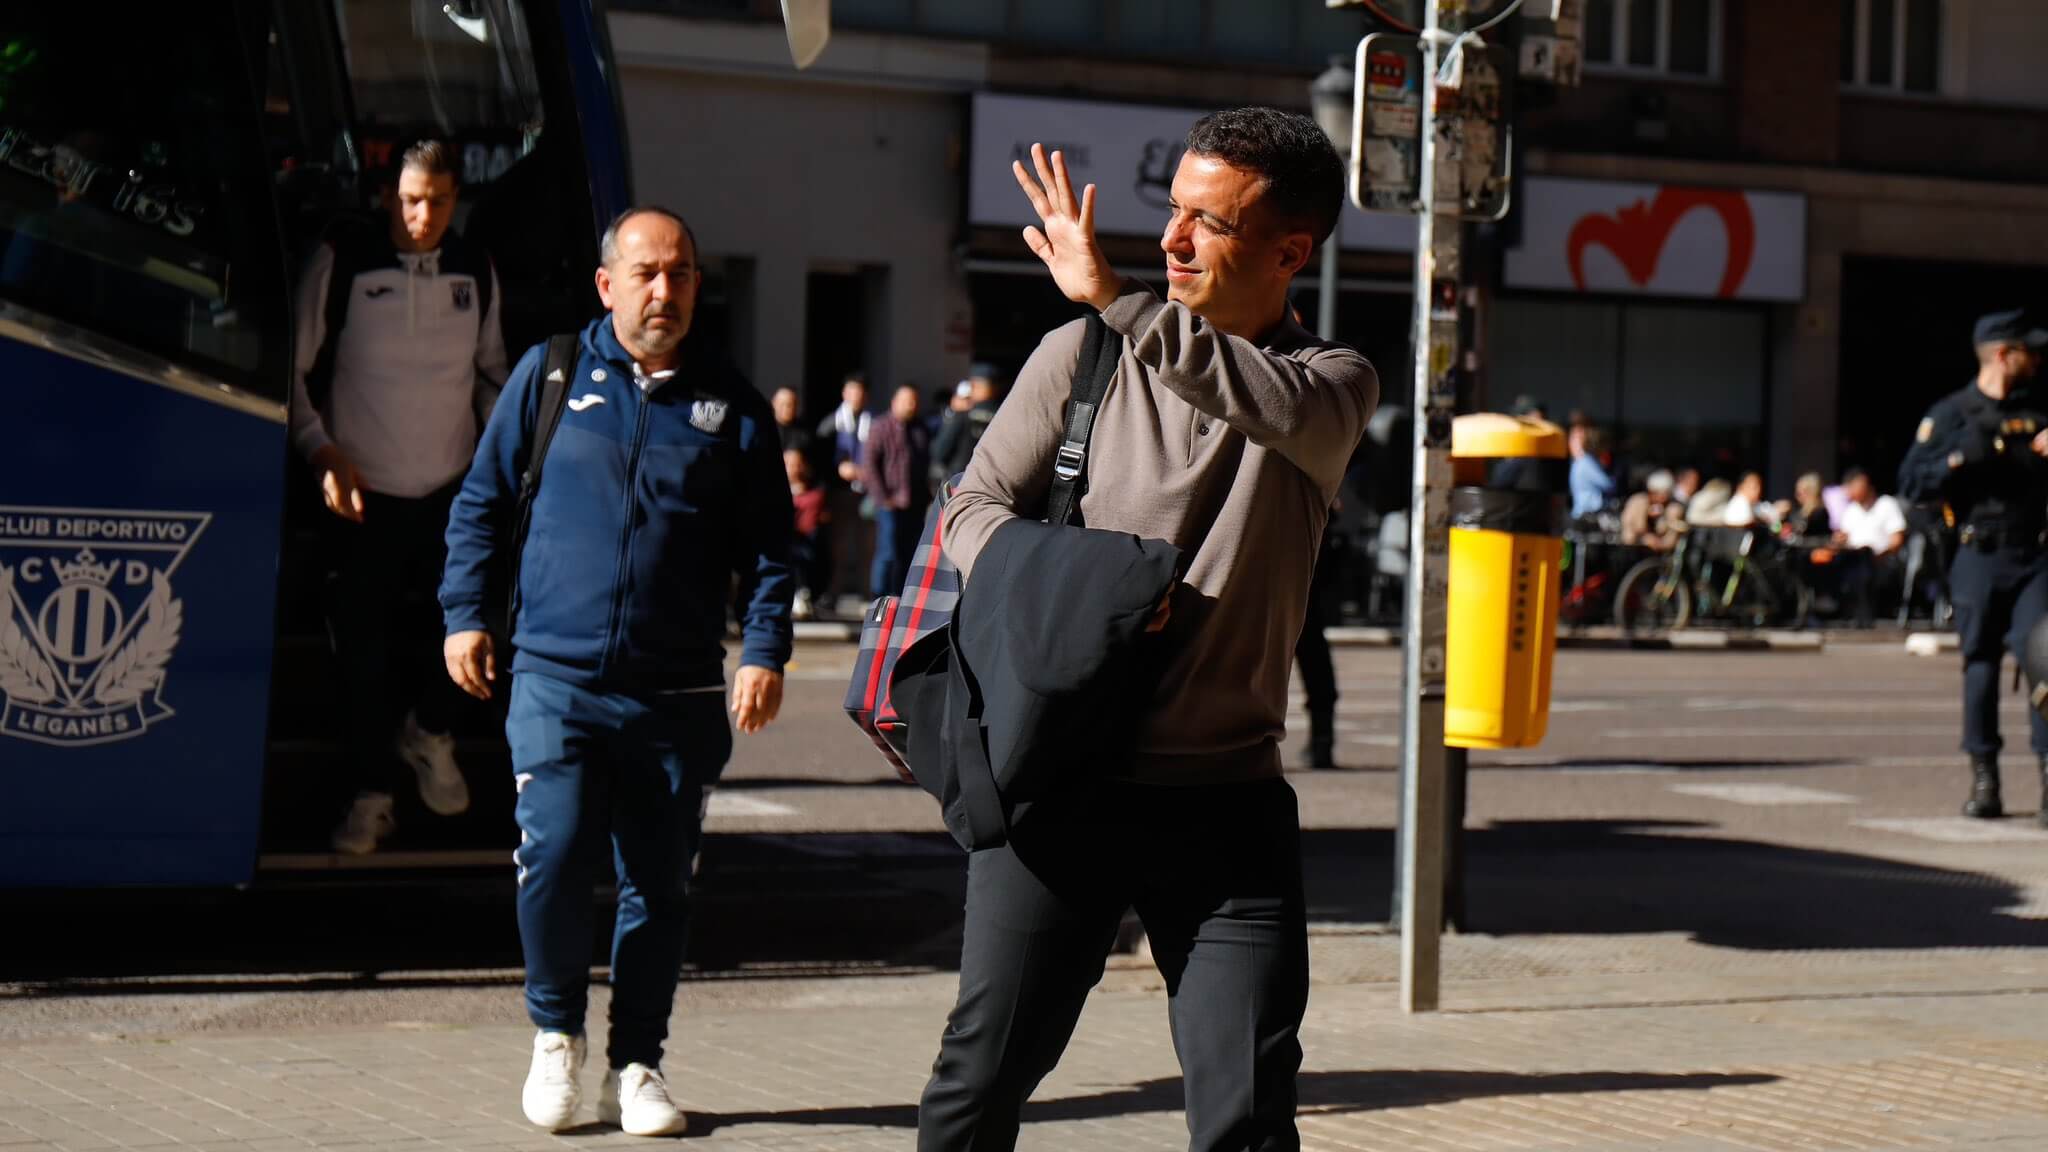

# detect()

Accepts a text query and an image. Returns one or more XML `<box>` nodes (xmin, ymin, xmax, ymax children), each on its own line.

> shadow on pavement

<box><xmin>4</xmin><ymin>816</ymin><xmax>2043</xmax><ymax>985</ymax></box>
<box><xmin>686</xmin><ymin>1069</ymin><xmax>1780</xmax><ymax>1133</ymax></box>
<box><xmin>1306</xmin><ymin>821</ymin><xmax>2048</xmax><ymax>950</ymax></box>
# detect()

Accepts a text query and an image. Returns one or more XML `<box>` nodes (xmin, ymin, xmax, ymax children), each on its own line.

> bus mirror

<box><xmin>441</xmin><ymin>1</ymin><xmax>490</xmax><ymax>45</ymax></box>
<box><xmin>781</xmin><ymin>0</ymin><xmax>829</xmax><ymax>70</ymax></box>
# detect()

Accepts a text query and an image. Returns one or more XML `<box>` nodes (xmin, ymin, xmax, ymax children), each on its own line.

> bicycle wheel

<box><xmin>1615</xmin><ymin>557</ymin><xmax>1691</xmax><ymax>634</ymax></box>
<box><xmin>1777</xmin><ymin>564</ymin><xmax>1813</xmax><ymax>630</ymax></box>
<box><xmin>1722</xmin><ymin>565</ymin><xmax>1779</xmax><ymax>631</ymax></box>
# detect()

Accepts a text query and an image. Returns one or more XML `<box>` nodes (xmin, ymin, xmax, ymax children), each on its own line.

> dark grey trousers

<box><xmin>917</xmin><ymin>776</ymin><xmax>1309</xmax><ymax>1152</ymax></box>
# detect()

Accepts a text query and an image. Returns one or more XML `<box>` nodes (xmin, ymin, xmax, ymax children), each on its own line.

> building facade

<box><xmin>612</xmin><ymin>0</ymin><xmax>2048</xmax><ymax>492</ymax></box>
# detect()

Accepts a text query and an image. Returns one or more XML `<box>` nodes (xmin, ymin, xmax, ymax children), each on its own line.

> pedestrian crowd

<box><xmin>1562</xmin><ymin>411</ymin><xmax>1915</xmax><ymax>627</ymax></box>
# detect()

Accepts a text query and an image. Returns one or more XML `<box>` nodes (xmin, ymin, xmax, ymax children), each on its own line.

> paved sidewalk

<box><xmin>6</xmin><ymin>936</ymin><xmax>2048</xmax><ymax>1152</ymax></box>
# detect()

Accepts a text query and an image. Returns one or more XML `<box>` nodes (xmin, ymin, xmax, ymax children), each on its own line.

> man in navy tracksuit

<box><xmin>439</xmin><ymin>207</ymin><xmax>793</xmax><ymax>1137</ymax></box>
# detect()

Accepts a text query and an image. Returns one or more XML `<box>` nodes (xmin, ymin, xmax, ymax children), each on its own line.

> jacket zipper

<box><xmin>602</xmin><ymin>378</ymin><xmax>650</xmax><ymax>678</ymax></box>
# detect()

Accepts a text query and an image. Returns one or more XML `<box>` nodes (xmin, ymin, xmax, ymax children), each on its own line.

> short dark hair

<box><xmin>399</xmin><ymin>139</ymin><xmax>456</xmax><ymax>182</ymax></box>
<box><xmin>843</xmin><ymin>371</ymin><xmax>868</xmax><ymax>391</ymax></box>
<box><xmin>600</xmin><ymin>205</ymin><xmax>697</xmax><ymax>266</ymax></box>
<box><xmin>1184</xmin><ymin>107</ymin><xmax>1344</xmax><ymax>246</ymax></box>
<box><xmin>1842</xmin><ymin>467</ymin><xmax>1871</xmax><ymax>487</ymax></box>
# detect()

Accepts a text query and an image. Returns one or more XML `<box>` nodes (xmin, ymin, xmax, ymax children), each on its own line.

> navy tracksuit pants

<box><xmin>507</xmin><ymin>671</ymin><xmax>731</xmax><ymax>1069</ymax></box>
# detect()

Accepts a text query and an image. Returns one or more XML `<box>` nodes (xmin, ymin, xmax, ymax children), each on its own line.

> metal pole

<box><xmin>1398</xmin><ymin>0</ymin><xmax>1452</xmax><ymax>1015</ymax></box>
<box><xmin>1317</xmin><ymin>231</ymin><xmax>1340</xmax><ymax>341</ymax></box>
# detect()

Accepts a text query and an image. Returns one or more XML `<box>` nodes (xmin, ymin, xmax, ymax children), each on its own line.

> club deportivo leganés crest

<box><xmin>0</xmin><ymin>506</ymin><xmax>208</xmax><ymax>746</ymax></box>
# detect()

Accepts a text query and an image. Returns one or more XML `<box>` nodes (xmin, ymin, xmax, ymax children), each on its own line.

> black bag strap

<box><xmin>306</xmin><ymin>221</ymin><xmax>374</xmax><ymax>413</ymax></box>
<box><xmin>1044</xmin><ymin>312</ymin><xmax>1120</xmax><ymax>527</ymax></box>
<box><xmin>502</xmin><ymin>333</ymin><xmax>580</xmax><ymax>635</ymax></box>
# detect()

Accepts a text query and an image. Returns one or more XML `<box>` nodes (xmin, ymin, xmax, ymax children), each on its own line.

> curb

<box><xmin>1904</xmin><ymin>631</ymin><xmax>1959</xmax><ymax>656</ymax></box>
<box><xmin>783</xmin><ymin>622</ymin><xmax>1825</xmax><ymax>651</ymax></box>
<box><xmin>1318</xmin><ymin>626</ymin><xmax>1824</xmax><ymax>651</ymax></box>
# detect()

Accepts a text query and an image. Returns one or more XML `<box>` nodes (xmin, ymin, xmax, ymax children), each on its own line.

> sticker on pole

<box><xmin>1349</xmin><ymin>33</ymin><xmax>1514</xmax><ymax>220</ymax></box>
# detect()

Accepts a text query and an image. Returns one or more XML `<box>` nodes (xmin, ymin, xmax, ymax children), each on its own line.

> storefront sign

<box><xmin>969</xmin><ymin>93</ymin><xmax>1414</xmax><ymax>253</ymax></box>
<box><xmin>1503</xmin><ymin>176</ymin><xmax>1805</xmax><ymax>301</ymax></box>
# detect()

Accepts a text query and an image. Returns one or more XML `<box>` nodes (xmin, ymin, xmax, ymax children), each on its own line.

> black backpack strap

<box><xmin>1043</xmin><ymin>313</ymin><xmax>1120</xmax><ymax>527</ymax></box>
<box><xmin>305</xmin><ymin>222</ymin><xmax>374</xmax><ymax>413</ymax></box>
<box><xmin>502</xmin><ymin>333</ymin><xmax>579</xmax><ymax>635</ymax></box>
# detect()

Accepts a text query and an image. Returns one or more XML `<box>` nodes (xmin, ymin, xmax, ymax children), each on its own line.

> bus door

<box><xmin>0</xmin><ymin>5</ymin><xmax>293</xmax><ymax>885</ymax></box>
<box><xmin>256</xmin><ymin>0</ymin><xmax>619</xmax><ymax>859</ymax></box>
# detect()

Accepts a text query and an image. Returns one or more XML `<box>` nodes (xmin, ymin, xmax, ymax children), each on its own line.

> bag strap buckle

<box><xmin>1054</xmin><ymin>443</ymin><xmax>1086</xmax><ymax>482</ymax></box>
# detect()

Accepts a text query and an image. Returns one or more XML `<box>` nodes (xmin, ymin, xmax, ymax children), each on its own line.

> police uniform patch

<box><xmin>451</xmin><ymin>281</ymin><xmax>473</xmax><ymax>312</ymax></box>
<box><xmin>1917</xmin><ymin>418</ymin><xmax>1935</xmax><ymax>443</ymax></box>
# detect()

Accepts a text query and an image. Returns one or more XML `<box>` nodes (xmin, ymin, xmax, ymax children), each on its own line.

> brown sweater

<box><xmin>943</xmin><ymin>284</ymin><xmax>1378</xmax><ymax>783</ymax></box>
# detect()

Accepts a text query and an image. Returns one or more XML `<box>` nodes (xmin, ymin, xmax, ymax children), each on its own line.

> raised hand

<box><xmin>1012</xmin><ymin>143</ymin><xmax>1123</xmax><ymax>311</ymax></box>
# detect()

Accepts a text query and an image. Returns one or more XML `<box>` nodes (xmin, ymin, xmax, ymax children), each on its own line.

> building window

<box><xmin>1582</xmin><ymin>0</ymin><xmax>1721</xmax><ymax>79</ymax></box>
<box><xmin>824</xmin><ymin>0</ymin><xmax>1362</xmax><ymax>66</ymax></box>
<box><xmin>1842</xmin><ymin>0</ymin><xmax>1941</xmax><ymax>94</ymax></box>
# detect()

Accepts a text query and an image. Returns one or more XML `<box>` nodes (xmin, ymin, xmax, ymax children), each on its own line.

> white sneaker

<box><xmin>396</xmin><ymin>710</ymin><xmax>470</xmax><ymax>816</ymax></box>
<box><xmin>598</xmin><ymin>1063</ymin><xmax>687</xmax><ymax>1136</ymax></box>
<box><xmin>329</xmin><ymin>792</ymin><xmax>395</xmax><ymax>855</ymax></box>
<box><xmin>793</xmin><ymin>587</ymin><xmax>815</xmax><ymax>621</ymax></box>
<box><xmin>522</xmin><ymin>1030</ymin><xmax>585</xmax><ymax>1131</ymax></box>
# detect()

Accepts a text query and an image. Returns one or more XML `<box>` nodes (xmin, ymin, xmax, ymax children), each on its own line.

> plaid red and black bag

<box><xmin>841</xmin><ymin>312</ymin><xmax>1120</xmax><ymax>780</ymax></box>
<box><xmin>843</xmin><ymin>477</ymin><xmax>962</xmax><ymax>780</ymax></box>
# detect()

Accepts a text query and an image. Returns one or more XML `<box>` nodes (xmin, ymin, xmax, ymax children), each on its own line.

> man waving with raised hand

<box><xmin>917</xmin><ymin>110</ymin><xmax>1378</xmax><ymax>1152</ymax></box>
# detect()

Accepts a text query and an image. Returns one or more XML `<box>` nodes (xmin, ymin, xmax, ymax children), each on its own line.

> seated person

<box><xmin>1831</xmin><ymin>468</ymin><xmax>1908</xmax><ymax>626</ymax></box>
<box><xmin>1568</xmin><ymin>422</ymin><xmax>1617</xmax><ymax>520</ymax></box>
<box><xmin>1723</xmin><ymin>471</ymin><xmax>1780</xmax><ymax>531</ymax></box>
<box><xmin>1620</xmin><ymin>470</ymin><xmax>1685</xmax><ymax>553</ymax></box>
<box><xmin>1779</xmin><ymin>472</ymin><xmax>1831</xmax><ymax>541</ymax></box>
<box><xmin>1685</xmin><ymin>478</ymin><xmax>1734</xmax><ymax>527</ymax></box>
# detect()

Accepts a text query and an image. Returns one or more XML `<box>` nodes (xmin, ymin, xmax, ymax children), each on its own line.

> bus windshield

<box><xmin>333</xmin><ymin>0</ymin><xmax>545</xmax><ymax>193</ymax></box>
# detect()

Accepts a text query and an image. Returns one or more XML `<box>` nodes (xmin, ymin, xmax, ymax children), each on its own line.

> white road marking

<box><xmin>1603</xmin><ymin>726</ymin><xmax>1957</xmax><ymax>739</ymax></box>
<box><xmin>1668</xmin><ymin>783</ymin><xmax>1858</xmax><ymax>806</ymax></box>
<box><xmin>1855</xmin><ymin>818</ymin><xmax>2048</xmax><ymax>844</ymax></box>
<box><xmin>707</xmin><ymin>793</ymin><xmax>799</xmax><ymax>818</ymax></box>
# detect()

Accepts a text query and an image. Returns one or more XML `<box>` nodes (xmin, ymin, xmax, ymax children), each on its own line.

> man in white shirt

<box><xmin>1723</xmin><ymin>472</ymin><xmax>1780</xmax><ymax>531</ymax></box>
<box><xmin>1831</xmin><ymin>468</ymin><xmax>1907</xmax><ymax>625</ymax></box>
<box><xmin>291</xmin><ymin>140</ymin><xmax>509</xmax><ymax>853</ymax></box>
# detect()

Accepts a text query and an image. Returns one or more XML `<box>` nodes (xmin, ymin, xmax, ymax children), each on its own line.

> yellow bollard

<box><xmin>1446</xmin><ymin>414</ymin><xmax>1568</xmax><ymax>749</ymax></box>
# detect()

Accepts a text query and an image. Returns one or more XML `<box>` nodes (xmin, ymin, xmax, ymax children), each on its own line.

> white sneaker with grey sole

<box><xmin>522</xmin><ymin>1030</ymin><xmax>585</xmax><ymax>1131</ymax></box>
<box><xmin>396</xmin><ymin>709</ymin><xmax>470</xmax><ymax>816</ymax></box>
<box><xmin>330</xmin><ymin>792</ymin><xmax>395</xmax><ymax>855</ymax></box>
<box><xmin>598</xmin><ymin>1063</ymin><xmax>687</xmax><ymax>1136</ymax></box>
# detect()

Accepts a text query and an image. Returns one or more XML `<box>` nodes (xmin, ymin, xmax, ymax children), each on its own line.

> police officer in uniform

<box><xmin>1898</xmin><ymin>309</ymin><xmax>2048</xmax><ymax>820</ymax></box>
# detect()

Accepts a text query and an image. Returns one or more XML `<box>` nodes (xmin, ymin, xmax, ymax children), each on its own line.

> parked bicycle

<box><xmin>1614</xmin><ymin>527</ymin><xmax>1812</xmax><ymax>634</ymax></box>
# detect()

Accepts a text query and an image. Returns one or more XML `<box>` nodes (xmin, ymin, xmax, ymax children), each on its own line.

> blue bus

<box><xmin>0</xmin><ymin>0</ymin><xmax>634</xmax><ymax>886</ymax></box>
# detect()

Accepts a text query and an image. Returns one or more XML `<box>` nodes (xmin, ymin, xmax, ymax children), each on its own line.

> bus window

<box><xmin>333</xmin><ymin>0</ymin><xmax>544</xmax><ymax>199</ymax></box>
<box><xmin>0</xmin><ymin>7</ymin><xmax>286</xmax><ymax>402</ymax></box>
